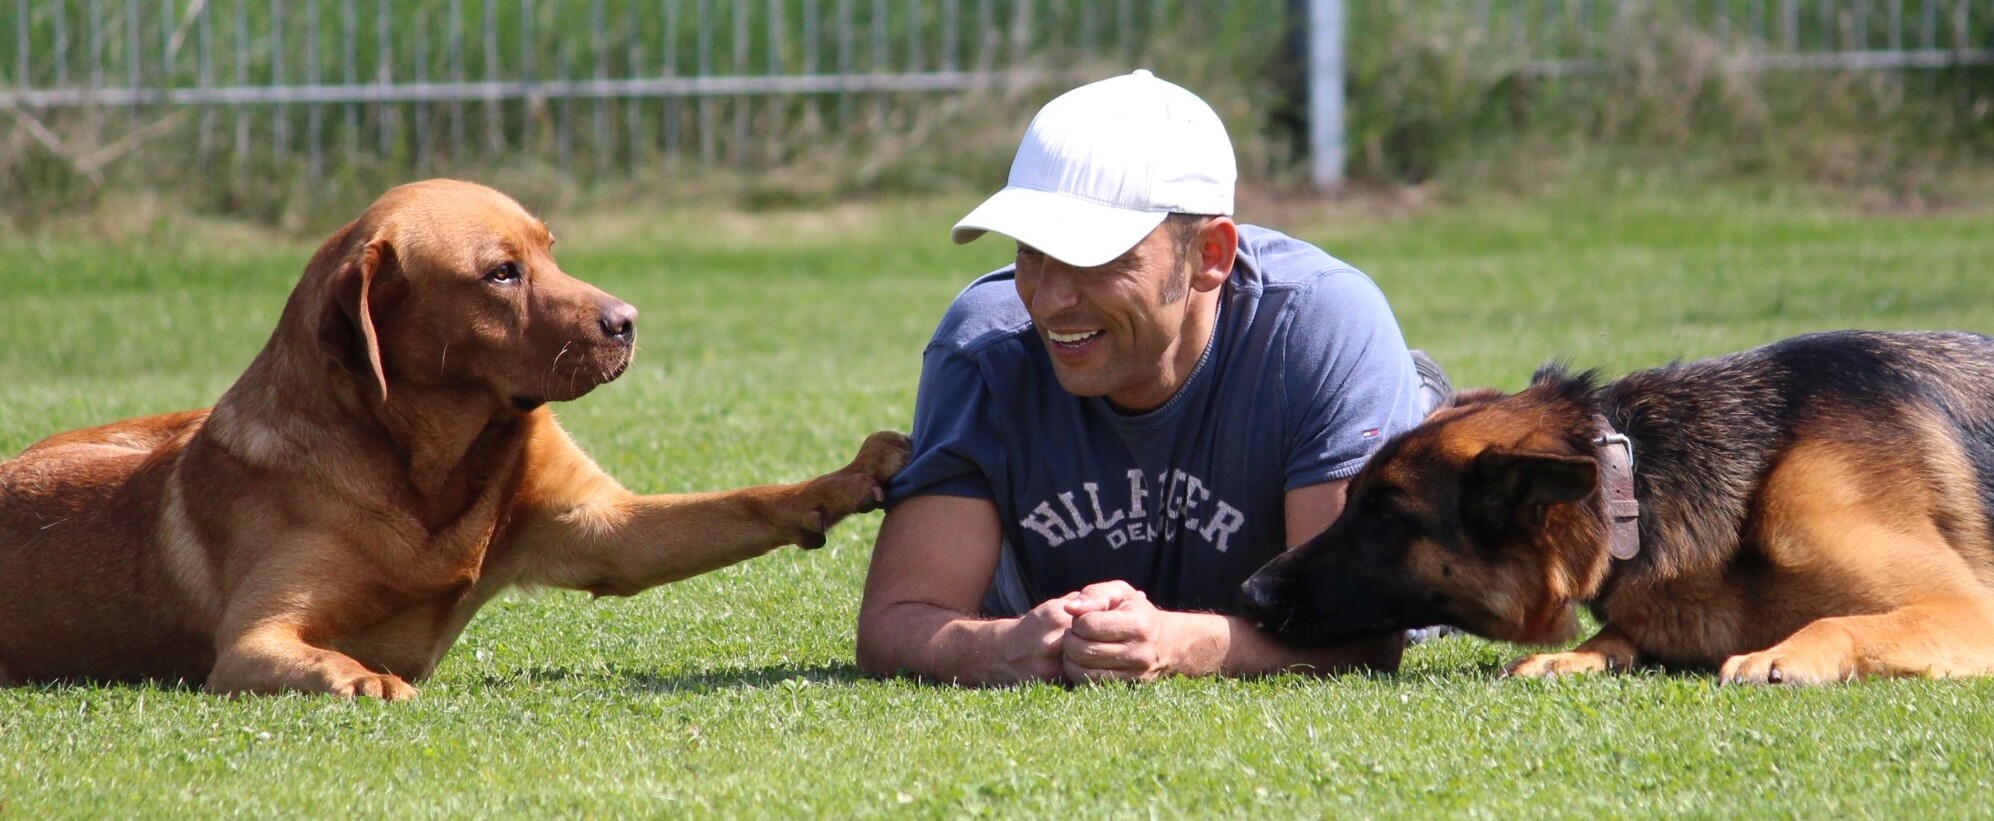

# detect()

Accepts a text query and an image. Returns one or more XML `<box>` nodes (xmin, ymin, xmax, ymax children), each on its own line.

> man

<box><xmin>856</xmin><ymin>70</ymin><xmax>1446</xmax><ymax>686</ymax></box>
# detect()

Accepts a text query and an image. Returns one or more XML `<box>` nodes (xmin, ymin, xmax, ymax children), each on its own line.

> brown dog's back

<box><xmin>0</xmin><ymin>410</ymin><xmax>215</xmax><ymax>683</ymax></box>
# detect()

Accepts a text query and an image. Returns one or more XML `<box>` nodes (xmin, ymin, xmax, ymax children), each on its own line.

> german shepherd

<box><xmin>1240</xmin><ymin>330</ymin><xmax>1994</xmax><ymax>684</ymax></box>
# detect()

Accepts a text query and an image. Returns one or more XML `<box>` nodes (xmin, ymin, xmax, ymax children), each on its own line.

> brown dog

<box><xmin>0</xmin><ymin>179</ymin><xmax>910</xmax><ymax>699</ymax></box>
<box><xmin>1241</xmin><ymin>331</ymin><xmax>1994</xmax><ymax>684</ymax></box>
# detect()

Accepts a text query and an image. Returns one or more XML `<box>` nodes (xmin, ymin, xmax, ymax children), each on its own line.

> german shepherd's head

<box><xmin>1240</xmin><ymin>369</ymin><xmax>1616</xmax><ymax>648</ymax></box>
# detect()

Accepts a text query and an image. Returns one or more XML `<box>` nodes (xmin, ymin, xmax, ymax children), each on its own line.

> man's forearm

<box><xmin>855</xmin><ymin>602</ymin><xmax>1050</xmax><ymax>687</ymax></box>
<box><xmin>1160</xmin><ymin>611</ymin><xmax>1404</xmax><ymax>678</ymax></box>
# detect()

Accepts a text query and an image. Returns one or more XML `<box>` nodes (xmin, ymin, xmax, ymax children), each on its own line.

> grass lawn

<box><xmin>3</xmin><ymin>182</ymin><xmax>1993</xmax><ymax>817</ymax></box>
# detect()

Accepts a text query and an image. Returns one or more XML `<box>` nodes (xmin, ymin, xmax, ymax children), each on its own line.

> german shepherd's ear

<box><xmin>1463</xmin><ymin>447</ymin><xmax>1597</xmax><ymax>543</ymax></box>
<box><xmin>321</xmin><ymin>234</ymin><xmax>404</xmax><ymax>403</ymax></box>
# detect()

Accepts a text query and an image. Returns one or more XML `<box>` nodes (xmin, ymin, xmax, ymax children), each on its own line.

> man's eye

<box><xmin>485</xmin><ymin>262</ymin><xmax>521</xmax><ymax>283</ymax></box>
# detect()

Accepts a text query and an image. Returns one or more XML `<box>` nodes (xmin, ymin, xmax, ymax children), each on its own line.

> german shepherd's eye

<box><xmin>484</xmin><ymin>262</ymin><xmax>522</xmax><ymax>284</ymax></box>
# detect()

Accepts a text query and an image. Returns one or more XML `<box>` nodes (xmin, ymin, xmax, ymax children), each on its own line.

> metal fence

<box><xmin>1307</xmin><ymin>0</ymin><xmax>1993</xmax><ymax>185</ymax></box>
<box><xmin>0</xmin><ymin>0</ymin><xmax>1193</xmax><ymax>182</ymax></box>
<box><xmin>3</xmin><ymin>0</ymin><xmax>1991</xmax><ymax>189</ymax></box>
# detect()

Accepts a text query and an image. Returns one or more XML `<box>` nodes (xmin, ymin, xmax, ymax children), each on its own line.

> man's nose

<box><xmin>1031</xmin><ymin>265</ymin><xmax>1081</xmax><ymax>314</ymax></box>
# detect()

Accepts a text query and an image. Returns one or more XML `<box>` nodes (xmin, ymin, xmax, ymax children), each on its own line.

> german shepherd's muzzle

<box><xmin>1242</xmin><ymin>330</ymin><xmax>1994</xmax><ymax>684</ymax></box>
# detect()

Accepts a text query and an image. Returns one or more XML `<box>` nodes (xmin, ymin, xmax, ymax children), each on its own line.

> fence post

<box><xmin>1308</xmin><ymin>0</ymin><xmax>1346</xmax><ymax>191</ymax></box>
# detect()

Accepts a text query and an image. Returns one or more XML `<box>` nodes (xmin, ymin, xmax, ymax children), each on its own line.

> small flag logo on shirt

<box><xmin>1361</xmin><ymin>428</ymin><xmax>1382</xmax><ymax>439</ymax></box>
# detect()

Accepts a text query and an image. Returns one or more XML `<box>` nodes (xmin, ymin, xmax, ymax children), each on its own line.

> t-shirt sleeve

<box><xmin>885</xmin><ymin>342</ymin><xmax>1004</xmax><ymax>506</ymax></box>
<box><xmin>1279</xmin><ymin>270</ymin><xmax>1425</xmax><ymax>489</ymax></box>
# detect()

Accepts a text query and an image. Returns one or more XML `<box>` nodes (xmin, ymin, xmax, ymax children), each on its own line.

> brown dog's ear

<box><xmin>1463</xmin><ymin>447</ymin><xmax>1597</xmax><ymax>542</ymax></box>
<box><xmin>322</xmin><ymin>236</ymin><xmax>398</xmax><ymax>403</ymax></box>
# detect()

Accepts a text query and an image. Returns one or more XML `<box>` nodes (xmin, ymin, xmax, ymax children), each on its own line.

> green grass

<box><xmin>4</xmin><ymin>184</ymin><xmax>1994</xmax><ymax>817</ymax></box>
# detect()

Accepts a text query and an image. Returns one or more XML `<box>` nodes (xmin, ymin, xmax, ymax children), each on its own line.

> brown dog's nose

<box><xmin>599</xmin><ymin>301</ymin><xmax>638</xmax><ymax>343</ymax></box>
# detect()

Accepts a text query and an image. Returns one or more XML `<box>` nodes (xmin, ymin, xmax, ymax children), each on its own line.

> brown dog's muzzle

<box><xmin>598</xmin><ymin>298</ymin><xmax>637</xmax><ymax>345</ymax></box>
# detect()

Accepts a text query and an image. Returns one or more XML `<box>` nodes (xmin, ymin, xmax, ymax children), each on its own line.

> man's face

<box><xmin>1013</xmin><ymin>223</ymin><xmax>1203</xmax><ymax>412</ymax></box>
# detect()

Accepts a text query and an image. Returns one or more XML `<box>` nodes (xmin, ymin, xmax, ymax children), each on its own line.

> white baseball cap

<box><xmin>951</xmin><ymin>70</ymin><xmax>1236</xmax><ymax>268</ymax></box>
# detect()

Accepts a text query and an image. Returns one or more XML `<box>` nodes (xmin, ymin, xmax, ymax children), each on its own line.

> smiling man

<box><xmin>855</xmin><ymin>71</ymin><xmax>1447</xmax><ymax>685</ymax></box>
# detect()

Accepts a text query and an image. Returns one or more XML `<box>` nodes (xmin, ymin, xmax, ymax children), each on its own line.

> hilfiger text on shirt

<box><xmin>1017</xmin><ymin>468</ymin><xmax>1246</xmax><ymax>552</ymax></box>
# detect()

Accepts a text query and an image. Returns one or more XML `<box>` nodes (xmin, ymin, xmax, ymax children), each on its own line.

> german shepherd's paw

<box><xmin>1719</xmin><ymin>648</ymin><xmax>1853</xmax><ymax>685</ymax></box>
<box><xmin>1504</xmin><ymin>651</ymin><xmax>1613</xmax><ymax>678</ymax></box>
<box><xmin>792</xmin><ymin>431</ymin><xmax>912</xmax><ymax>549</ymax></box>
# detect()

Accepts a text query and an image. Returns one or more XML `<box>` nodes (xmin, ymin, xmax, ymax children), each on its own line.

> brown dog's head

<box><xmin>306</xmin><ymin>179</ymin><xmax>637</xmax><ymax>410</ymax></box>
<box><xmin>1239</xmin><ymin>371</ymin><xmax>1611</xmax><ymax>648</ymax></box>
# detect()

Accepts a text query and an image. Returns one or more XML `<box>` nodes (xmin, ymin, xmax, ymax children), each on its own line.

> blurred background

<box><xmin>1</xmin><ymin>0</ymin><xmax>1990</xmax><ymax>230</ymax></box>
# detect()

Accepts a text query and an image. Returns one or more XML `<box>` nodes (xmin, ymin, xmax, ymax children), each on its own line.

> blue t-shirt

<box><xmin>888</xmin><ymin>225</ymin><xmax>1424</xmax><ymax>616</ymax></box>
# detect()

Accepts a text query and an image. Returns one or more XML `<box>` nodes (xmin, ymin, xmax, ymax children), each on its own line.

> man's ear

<box><xmin>1190</xmin><ymin>216</ymin><xmax>1238</xmax><ymax>293</ymax></box>
<box><xmin>322</xmin><ymin>236</ymin><xmax>399</xmax><ymax>402</ymax></box>
<box><xmin>1462</xmin><ymin>446</ymin><xmax>1597</xmax><ymax>543</ymax></box>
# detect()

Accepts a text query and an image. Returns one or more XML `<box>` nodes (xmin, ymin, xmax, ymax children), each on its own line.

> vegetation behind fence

<box><xmin>3</xmin><ymin>0</ymin><xmax>1991</xmax><ymax>228</ymax></box>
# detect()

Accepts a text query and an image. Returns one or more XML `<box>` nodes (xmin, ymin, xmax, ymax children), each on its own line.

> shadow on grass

<box><xmin>473</xmin><ymin>662</ymin><xmax>872</xmax><ymax>695</ymax></box>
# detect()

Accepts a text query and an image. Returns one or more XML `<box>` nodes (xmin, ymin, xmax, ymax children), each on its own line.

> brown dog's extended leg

<box><xmin>1505</xmin><ymin>626</ymin><xmax>1641</xmax><ymax>678</ymax></box>
<box><xmin>501</xmin><ymin>428</ymin><xmax>913</xmax><ymax>596</ymax></box>
<box><xmin>1720</xmin><ymin>598</ymin><xmax>1994</xmax><ymax>684</ymax></box>
<box><xmin>206</xmin><ymin>625</ymin><xmax>419</xmax><ymax>700</ymax></box>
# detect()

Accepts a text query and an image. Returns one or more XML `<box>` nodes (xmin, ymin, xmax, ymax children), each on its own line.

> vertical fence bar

<box><xmin>731</xmin><ymin>0</ymin><xmax>748</xmax><ymax>167</ymax></box>
<box><xmin>557</xmin><ymin>0</ymin><xmax>572</xmax><ymax>174</ymax></box>
<box><xmin>415</xmin><ymin>1</ymin><xmax>430</xmax><ymax>173</ymax></box>
<box><xmin>1309</xmin><ymin>0</ymin><xmax>1345</xmax><ymax>190</ymax></box>
<box><xmin>484</xmin><ymin>0</ymin><xmax>501</xmax><ymax>154</ymax></box>
<box><xmin>449</xmin><ymin>0</ymin><xmax>464</xmax><ymax>164</ymax></box>
<box><xmin>125</xmin><ymin>0</ymin><xmax>139</xmax><ymax>129</ymax></box>
<box><xmin>625</xmin><ymin>0</ymin><xmax>640</xmax><ymax>173</ymax></box>
<box><xmin>663</xmin><ymin>0</ymin><xmax>679</xmax><ymax>162</ymax></box>
<box><xmin>697</xmin><ymin>0</ymin><xmax>714</xmax><ymax>163</ymax></box>
<box><xmin>83</xmin><ymin>0</ymin><xmax>99</xmax><ymax>143</ymax></box>
<box><xmin>836</xmin><ymin>0</ymin><xmax>853</xmax><ymax>125</ymax></box>
<box><xmin>199</xmin><ymin>0</ymin><xmax>214</xmax><ymax>170</ymax></box>
<box><xmin>591</xmin><ymin>0</ymin><xmax>606</xmax><ymax>170</ymax></box>
<box><xmin>377</xmin><ymin>0</ymin><xmax>392</xmax><ymax>158</ymax></box>
<box><xmin>870</xmin><ymin>0</ymin><xmax>886</xmax><ymax>132</ymax></box>
<box><xmin>975</xmin><ymin>0</ymin><xmax>995</xmax><ymax>75</ymax></box>
<box><xmin>1010</xmin><ymin>0</ymin><xmax>1030</xmax><ymax>78</ymax></box>
<box><xmin>55</xmin><ymin>0</ymin><xmax>68</xmax><ymax>87</ymax></box>
<box><xmin>802</xmin><ymin>0</ymin><xmax>821</xmax><ymax>136</ymax></box>
<box><xmin>233</xmin><ymin>0</ymin><xmax>248</xmax><ymax>163</ymax></box>
<box><xmin>909</xmin><ymin>0</ymin><xmax>924</xmax><ymax>74</ymax></box>
<box><xmin>16</xmin><ymin>0</ymin><xmax>28</xmax><ymax>91</ymax></box>
<box><xmin>521</xmin><ymin>0</ymin><xmax>536</xmax><ymax>156</ymax></box>
<box><xmin>308</xmin><ymin>0</ymin><xmax>323</xmax><ymax>180</ymax></box>
<box><xmin>274</xmin><ymin>0</ymin><xmax>288</xmax><ymax>163</ymax></box>
<box><xmin>343</xmin><ymin>0</ymin><xmax>357</xmax><ymax>163</ymax></box>
<box><xmin>766</xmin><ymin>0</ymin><xmax>784</xmax><ymax>165</ymax></box>
<box><xmin>945</xmin><ymin>0</ymin><xmax>960</xmax><ymax>71</ymax></box>
<box><xmin>161</xmin><ymin>0</ymin><xmax>173</xmax><ymax>92</ymax></box>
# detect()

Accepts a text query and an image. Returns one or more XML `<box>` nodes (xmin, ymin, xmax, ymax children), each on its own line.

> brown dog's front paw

<box><xmin>849</xmin><ymin>430</ymin><xmax>913</xmax><ymax>490</ymax></box>
<box><xmin>788</xmin><ymin>431</ymin><xmax>911</xmax><ymax>549</ymax></box>
<box><xmin>1504</xmin><ymin>651</ymin><xmax>1611</xmax><ymax>679</ymax></box>
<box><xmin>334</xmin><ymin>672</ymin><xmax>419</xmax><ymax>700</ymax></box>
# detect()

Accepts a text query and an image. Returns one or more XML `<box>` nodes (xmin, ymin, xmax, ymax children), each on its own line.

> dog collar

<box><xmin>1591</xmin><ymin>414</ymin><xmax>1640</xmax><ymax>560</ymax></box>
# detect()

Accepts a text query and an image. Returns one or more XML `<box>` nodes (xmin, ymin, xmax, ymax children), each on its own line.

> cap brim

<box><xmin>950</xmin><ymin>187</ymin><xmax>1169</xmax><ymax>269</ymax></box>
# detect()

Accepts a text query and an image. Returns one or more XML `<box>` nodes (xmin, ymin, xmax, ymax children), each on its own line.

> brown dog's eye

<box><xmin>484</xmin><ymin>262</ymin><xmax>522</xmax><ymax>284</ymax></box>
